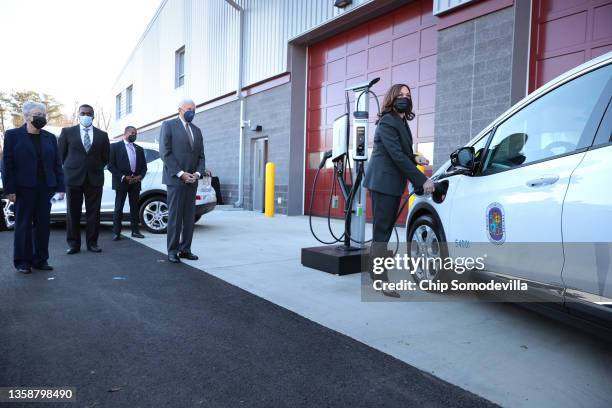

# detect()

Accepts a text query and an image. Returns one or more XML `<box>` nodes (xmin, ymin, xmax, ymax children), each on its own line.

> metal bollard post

<box><xmin>265</xmin><ymin>162</ymin><xmax>275</xmax><ymax>217</ymax></box>
<box><xmin>409</xmin><ymin>152</ymin><xmax>426</xmax><ymax>210</ymax></box>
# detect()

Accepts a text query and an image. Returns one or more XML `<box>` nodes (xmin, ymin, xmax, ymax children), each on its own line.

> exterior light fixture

<box><xmin>334</xmin><ymin>0</ymin><xmax>352</xmax><ymax>8</ymax></box>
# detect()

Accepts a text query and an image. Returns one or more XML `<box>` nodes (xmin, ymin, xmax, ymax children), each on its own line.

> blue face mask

<box><xmin>183</xmin><ymin>110</ymin><xmax>195</xmax><ymax>123</ymax></box>
<box><xmin>80</xmin><ymin>115</ymin><xmax>93</xmax><ymax>127</ymax></box>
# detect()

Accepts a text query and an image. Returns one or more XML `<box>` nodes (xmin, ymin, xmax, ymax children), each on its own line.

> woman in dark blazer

<box><xmin>364</xmin><ymin>84</ymin><xmax>434</xmax><ymax>296</ymax></box>
<box><xmin>1</xmin><ymin>101</ymin><xmax>65</xmax><ymax>273</ymax></box>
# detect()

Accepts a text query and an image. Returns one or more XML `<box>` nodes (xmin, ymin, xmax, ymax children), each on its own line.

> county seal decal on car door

<box><xmin>486</xmin><ymin>203</ymin><xmax>505</xmax><ymax>245</ymax></box>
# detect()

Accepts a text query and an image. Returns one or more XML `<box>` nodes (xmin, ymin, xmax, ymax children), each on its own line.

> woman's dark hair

<box><xmin>379</xmin><ymin>83</ymin><xmax>415</xmax><ymax>121</ymax></box>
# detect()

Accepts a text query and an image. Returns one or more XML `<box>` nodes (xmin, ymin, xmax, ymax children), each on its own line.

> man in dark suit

<box><xmin>58</xmin><ymin>104</ymin><xmax>110</xmax><ymax>254</ymax></box>
<box><xmin>159</xmin><ymin>98</ymin><xmax>205</xmax><ymax>263</ymax></box>
<box><xmin>108</xmin><ymin>126</ymin><xmax>147</xmax><ymax>240</ymax></box>
<box><xmin>1</xmin><ymin>101</ymin><xmax>65</xmax><ymax>273</ymax></box>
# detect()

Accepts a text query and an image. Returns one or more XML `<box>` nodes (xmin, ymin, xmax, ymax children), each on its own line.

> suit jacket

<box><xmin>58</xmin><ymin>125</ymin><xmax>110</xmax><ymax>187</ymax></box>
<box><xmin>159</xmin><ymin>118</ymin><xmax>205</xmax><ymax>186</ymax></box>
<box><xmin>107</xmin><ymin>141</ymin><xmax>147</xmax><ymax>190</ymax></box>
<box><xmin>363</xmin><ymin>112</ymin><xmax>427</xmax><ymax>197</ymax></box>
<box><xmin>1</xmin><ymin>125</ymin><xmax>65</xmax><ymax>194</ymax></box>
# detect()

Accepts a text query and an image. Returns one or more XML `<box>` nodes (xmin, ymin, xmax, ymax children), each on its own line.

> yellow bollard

<box><xmin>265</xmin><ymin>162</ymin><xmax>275</xmax><ymax>217</ymax></box>
<box><xmin>409</xmin><ymin>152</ymin><xmax>426</xmax><ymax>210</ymax></box>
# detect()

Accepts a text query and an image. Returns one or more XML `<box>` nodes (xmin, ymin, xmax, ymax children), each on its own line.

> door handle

<box><xmin>525</xmin><ymin>175</ymin><xmax>559</xmax><ymax>188</ymax></box>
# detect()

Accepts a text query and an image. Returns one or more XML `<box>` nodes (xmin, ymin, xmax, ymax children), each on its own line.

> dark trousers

<box><xmin>66</xmin><ymin>179</ymin><xmax>102</xmax><ymax>249</ymax></box>
<box><xmin>13</xmin><ymin>180</ymin><xmax>54</xmax><ymax>268</ymax></box>
<box><xmin>166</xmin><ymin>183</ymin><xmax>197</xmax><ymax>255</ymax></box>
<box><xmin>113</xmin><ymin>184</ymin><xmax>141</xmax><ymax>234</ymax></box>
<box><xmin>370</xmin><ymin>191</ymin><xmax>401</xmax><ymax>280</ymax></box>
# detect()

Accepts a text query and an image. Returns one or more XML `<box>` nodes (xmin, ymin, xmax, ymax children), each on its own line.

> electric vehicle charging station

<box><xmin>301</xmin><ymin>78</ymin><xmax>380</xmax><ymax>275</ymax></box>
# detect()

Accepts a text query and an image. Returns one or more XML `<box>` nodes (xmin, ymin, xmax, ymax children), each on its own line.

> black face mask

<box><xmin>31</xmin><ymin>116</ymin><xmax>47</xmax><ymax>129</ymax></box>
<box><xmin>127</xmin><ymin>134</ymin><xmax>137</xmax><ymax>143</ymax></box>
<box><xmin>393</xmin><ymin>97</ymin><xmax>412</xmax><ymax>114</ymax></box>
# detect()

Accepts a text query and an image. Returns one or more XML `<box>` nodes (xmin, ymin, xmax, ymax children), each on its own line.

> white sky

<box><xmin>0</xmin><ymin>0</ymin><xmax>160</xmax><ymax>117</ymax></box>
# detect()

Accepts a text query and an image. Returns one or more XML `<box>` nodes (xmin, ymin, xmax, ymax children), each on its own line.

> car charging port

<box><xmin>432</xmin><ymin>180</ymin><xmax>449</xmax><ymax>204</ymax></box>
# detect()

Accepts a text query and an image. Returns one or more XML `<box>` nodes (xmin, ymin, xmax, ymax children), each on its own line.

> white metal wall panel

<box><xmin>111</xmin><ymin>0</ymin><xmax>375</xmax><ymax>135</ymax></box>
<box><xmin>433</xmin><ymin>0</ymin><xmax>478</xmax><ymax>15</ymax></box>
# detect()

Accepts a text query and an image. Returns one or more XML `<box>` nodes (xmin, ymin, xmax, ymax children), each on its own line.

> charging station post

<box><xmin>301</xmin><ymin>78</ymin><xmax>380</xmax><ymax>275</ymax></box>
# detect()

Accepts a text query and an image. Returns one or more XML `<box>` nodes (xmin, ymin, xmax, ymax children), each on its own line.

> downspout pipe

<box><xmin>226</xmin><ymin>0</ymin><xmax>245</xmax><ymax>208</ymax></box>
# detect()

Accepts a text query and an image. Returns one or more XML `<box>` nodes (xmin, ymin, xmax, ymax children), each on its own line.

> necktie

<box><xmin>185</xmin><ymin>123</ymin><xmax>194</xmax><ymax>149</ymax></box>
<box><xmin>127</xmin><ymin>143</ymin><xmax>136</xmax><ymax>173</ymax></box>
<box><xmin>83</xmin><ymin>128</ymin><xmax>91</xmax><ymax>152</ymax></box>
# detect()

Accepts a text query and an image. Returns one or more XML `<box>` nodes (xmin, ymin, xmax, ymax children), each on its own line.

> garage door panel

<box><xmin>326</xmin><ymin>104</ymin><xmax>345</xmax><ymax>126</ymax></box>
<box><xmin>347</xmin><ymin>26</ymin><xmax>369</xmax><ymax>53</ymax></box>
<box><xmin>368</xmin><ymin>42</ymin><xmax>393</xmax><ymax>70</ymax></box>
<box><xmin>393</xmin><ymin>32</ymin><xmax>420</xmax><ymax>63</ymax></box>
<box><xmin>419</xmin><ymin>54</ymin><xmax>437</xmax><ymax>81</ymax></box>
<box><xmin>418</xmin><ymin>83</ymin><xmax>436</xmax><ymax>110</ymax></box>
<box><xmin>309</xmin><ymin>66</ymin><xmax>325</xmax><ymax>87</ymax></box>
<box><xmin>539</xmin><ymin>11</ymin><xmax>587</xmax><ymax>52</ymax></box>
<box><xmin>593</xmin><ymin>3</ymin><xmax>612</xmax><ymax>40</ymax></box>
<box><xmin>393</xmin><ymin>2</ymin><xmax>422</xmax><ymax>36</ymax></box>
<box><xmin>306</xmin><ymin>0</ymin><xmax>437</xmax><ymax>217</ymax></box>
<box><xmin>530</xmin><ymin>0</ymin><xmax>612</xmax><ymax>91</ymax></box>
<box><xmin>592</xmin><ymin>43</ymin><xmax>612</xmax><ymax>57</ymax></box>
<box><xmin>347</xmin><ymin>51</ymin><xmax>367</xmax><ymax>75</ymax></box>
<box><xmin>368</xmin><ymin>15</ymin><xmax>393</xmax><ymax>46</ymax></box>
<box><xmin>327</xmin><ymin>58</ymin><xmax>346</xmax><ymax>83</ymax></box>
<box><xmin>391</xmin><ymin>61</ymin><xmax>418</xmax><ymax>85</ymax></box>
<box><xmin>537</xmin><ymin>51</ymin><xmax>585</xmax><ymax>85</ymax></box>
<box><xmin>420</xmin><ymin>25</ymin><xmax>438</xmax><ymax>53</ymax></box>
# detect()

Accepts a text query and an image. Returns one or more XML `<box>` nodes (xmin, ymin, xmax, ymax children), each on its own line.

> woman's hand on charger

<box><xmin>422</xmin><ymin>179</ymin><xmax>435</xmax><ymax>194</ymax></box>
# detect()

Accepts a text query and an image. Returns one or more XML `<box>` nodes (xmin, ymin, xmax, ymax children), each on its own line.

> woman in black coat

<box><xmin>364</xmin><ymin>84</ymin><xmax>435</xmax><ymax>297</ymax></box>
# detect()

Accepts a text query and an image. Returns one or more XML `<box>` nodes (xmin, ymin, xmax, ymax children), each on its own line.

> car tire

<box><xmin>406</xmin><ymin>214</ymin><xmax>451</xmax><ymax>287</ymax></box>
<box><xmin>194</xmin><ymin>214</ymin><xmax>202</xmax><ymax>223</ymax></box>
<box><xmin>139</xmin><ymin>195</ymin><xmax>169</xmax><ymax>234</ymax></box>
<box><xmin>0</xmin><ymin>199</ymin><xmax>15</xmax><ymax>232</ymax></box>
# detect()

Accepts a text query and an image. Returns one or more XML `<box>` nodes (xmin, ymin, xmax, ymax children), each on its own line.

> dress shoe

<box><xmin>66</xmin><ymin>247</ymin><xmax>80</xmax><ymax>255</ymax></box>
<box><xmin>17</xmin><ymin>267</ymin><xmax>32</xmax><ymax>274</ymax></box>
<box><xmin>168</xmin><ymin>254</ymin><xmax>181</xmax><ymax>263</ymax></box>
<box><xmin>178</xmin><ymin>252</ymin><xmax>199</xmax><ymax>260</ymax></box>
<box><xmin>131</xmin><ymin>232</ymin><xmax>145</xmax><ymax>239</ymax></box>
<box><xmin>382</xmin><ymin>289</ymin><xmax>400</xmax><ymax>298</ymax></box>
<box><xmin>32</xmin><ymin>263</ymin><xmax>54</xmax><ymax>271</ymax></box>
<box><xmin>112</xmin><ymin>234</ymin><xmax>122</xmax><ymax>241</ymax></box>
<box><xmin>87</xmin><ymin>245</ymin><xmax>102</xmax><ymax>253</ymax></box>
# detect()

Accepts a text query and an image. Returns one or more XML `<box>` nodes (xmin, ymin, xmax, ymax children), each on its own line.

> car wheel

<box><xmin>194</xmin><ymin>215</ymin><xmax>202</xmax><ymax>223</ymax></box>
<box><xmin>407</xmin><ymin>214</ymin><xmax>449</xmax><ymax>286</ymax></box>
<box><xmin>0</xmin><ymin>199</ymin><xmax>15</xmax><ymax>231</ymax></box>
<box><xmin>140</xmin><ymin>196</ymin><xmax>168</xmax><ymax>234</ymax></box>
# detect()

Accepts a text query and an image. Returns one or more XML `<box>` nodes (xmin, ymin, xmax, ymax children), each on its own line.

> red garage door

<box><xmin>305</xmin><ymin>0</ymin><xmax>437</xmax><ymax>220</ymax></box>
<box><xmin>530</xmin><ymin>0</ymin><xmax>612</xmax><ymax>91</ymax></box>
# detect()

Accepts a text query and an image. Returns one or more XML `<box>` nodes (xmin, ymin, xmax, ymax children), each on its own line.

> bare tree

<box><xmin>95</xmin><ymin>105</ymin><xmax>112</xmax><ymax>132</ymax></box>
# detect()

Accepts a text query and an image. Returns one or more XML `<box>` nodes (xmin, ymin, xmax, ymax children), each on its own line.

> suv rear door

<box><xmin>561</xmin><ymin>77</ymin><xmax>612</xmax><ymax>320</ymax></box>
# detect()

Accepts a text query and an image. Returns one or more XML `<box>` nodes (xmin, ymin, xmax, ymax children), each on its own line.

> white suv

<box><xmin>407</xmin><ymin>52</ymin><xmax>611</xmax><ymax>335</ymax></box>
<box><xmin>0</xmin><ymin>141</ymin><xmax>217</xmax><ymax>233</ymax></box>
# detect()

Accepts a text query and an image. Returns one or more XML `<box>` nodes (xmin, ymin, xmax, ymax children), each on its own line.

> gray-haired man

<box><xmin>159</xmin><ymin>98</ymin><xmax>205</xmax><ymax>263</ymax></box>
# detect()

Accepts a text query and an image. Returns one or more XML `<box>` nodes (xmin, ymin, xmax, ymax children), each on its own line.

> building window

<box><xmin>115</xmin><ymin>93</ymin><xmax>122</xmax><ymax>119</ymax></box>
<box><xmin>126</xmin><ymin>85</ymin><xmax>133</xmax><ymax>114</ymax></box>
<box><xmin>175</xmin><ymin>46</ymin><xmax>185</xmax><ymax>88</ymax></box>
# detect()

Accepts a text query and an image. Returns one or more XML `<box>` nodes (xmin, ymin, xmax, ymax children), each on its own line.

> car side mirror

<box><xmin>450</xmin><ymin>146</ymin><xmax>476</xmax><ymax>174</ymax></box>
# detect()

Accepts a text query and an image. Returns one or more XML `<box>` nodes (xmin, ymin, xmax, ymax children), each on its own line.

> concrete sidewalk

<box><xmin>130</xmin><ymin>210</ymin><xmax>612</xmax><ymax>408</ymax></box>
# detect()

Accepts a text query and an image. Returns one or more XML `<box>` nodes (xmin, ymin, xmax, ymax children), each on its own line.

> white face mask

<box><xmin>79</xmin><ymin>115</ymin><xmax>93</xmax><ymax>127</ymax></box>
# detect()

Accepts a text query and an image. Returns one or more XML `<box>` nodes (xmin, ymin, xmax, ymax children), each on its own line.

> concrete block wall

<box><xmin>133</xmin><ymin>82</ymin><xmax>293</xmax><ymax>215</ymax></box>
<box><xmin>433</xmin><ymin>6</ymin><xmax>515</xmax><ymax>170</ymax></box>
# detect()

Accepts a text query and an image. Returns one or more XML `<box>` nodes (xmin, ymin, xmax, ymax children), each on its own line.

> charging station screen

<box><xmin>356</xmin><ymin>127</ymin><xmax>365</xmax><ymax>156</ymax></box>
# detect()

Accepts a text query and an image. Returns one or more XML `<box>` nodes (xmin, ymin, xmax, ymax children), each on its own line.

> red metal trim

<box><xmin>436</xmin><ymin>0</ymin><xmax>514</xmax><ymax>31</ymax></box>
